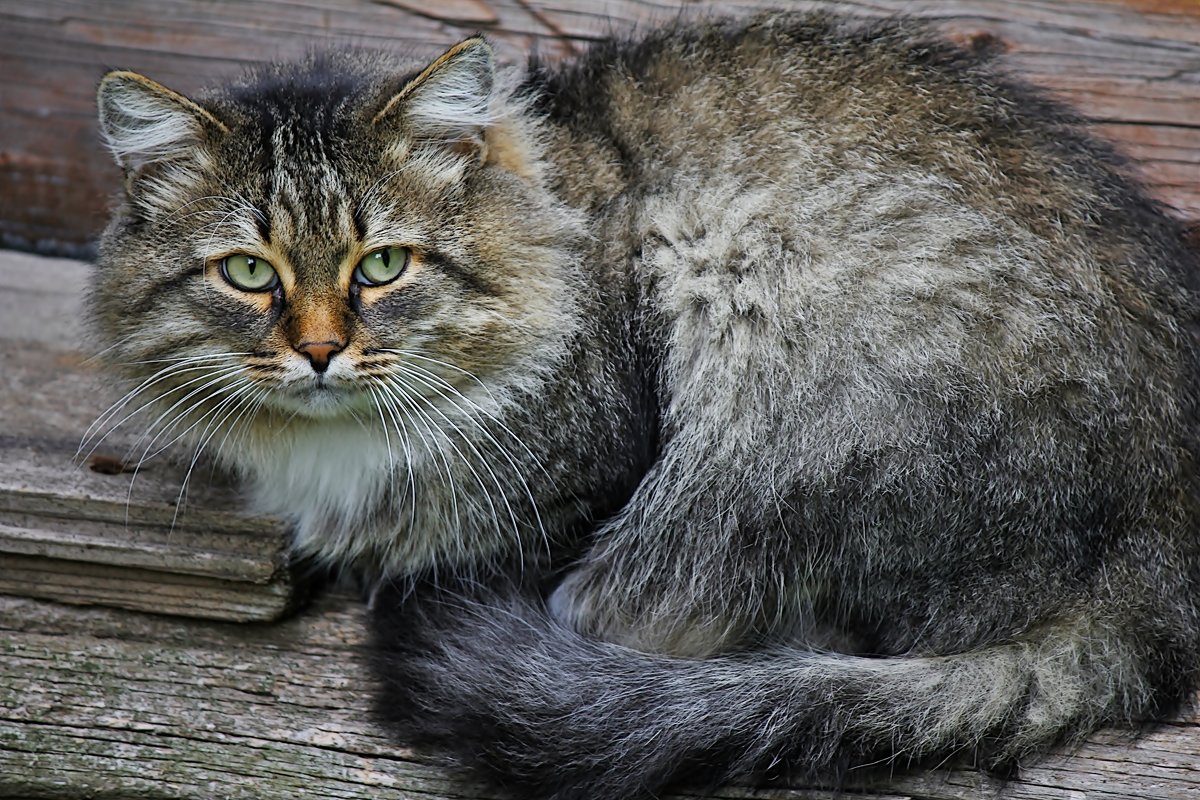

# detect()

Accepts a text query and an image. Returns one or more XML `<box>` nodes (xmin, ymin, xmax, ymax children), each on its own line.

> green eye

<box><xmin>356</xmin><ymin>247</ymin><xmax>410</xmax><ymax>286</ymax></box>
<box><xmin>220</xmin><ymin>254</ymin><xmax>278</xmax><ymax>292</ymax></box>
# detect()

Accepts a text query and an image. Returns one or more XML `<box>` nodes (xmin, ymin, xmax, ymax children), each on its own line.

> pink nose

<box><xmin>295</xmin><ymin>340</ymin><xmax>344</xmax><ymax>373</ymax></box>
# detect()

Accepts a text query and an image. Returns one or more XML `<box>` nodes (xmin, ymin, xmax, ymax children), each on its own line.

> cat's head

<box><xmin>89</xmin><ymin>39</ymin><xmax>582</xmax><ymax>453</ymax></box>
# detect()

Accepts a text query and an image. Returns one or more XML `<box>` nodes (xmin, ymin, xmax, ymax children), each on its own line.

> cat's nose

<box><xmin>296</xmin><ymin>340</ymin><xmax>345</xmax><ymax>373</ymax></box>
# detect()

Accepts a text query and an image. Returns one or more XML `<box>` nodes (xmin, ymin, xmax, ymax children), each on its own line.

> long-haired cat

<box><xmin>91</xmin><ymin>11</ymin><xmax>1200</xmax><ymax>800</ymax></box>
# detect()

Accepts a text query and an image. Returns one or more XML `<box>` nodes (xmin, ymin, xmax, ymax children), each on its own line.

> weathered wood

<box><xmin>2</xmin><ymin>2</ymin><xmax>1199</xmax><ymax>797</ymax></box>
<box><xmin>0</xmin><ymin>250</ymin><xmax>296</xmax><ymax>621</ymax></box>
<box><xmin>0</xmin><ymin>0</ymin><xmax>1197</xmax><ymax>256</ymax></box>
<box><xmin>0</xmin><ymin>553</ymin><xmax>297</xmax><ymax>621</ymax></box>
<box><xmin>1</xmin><ymin>592</ymin><xmax>1197</xmax><ymax>800</ymax></box>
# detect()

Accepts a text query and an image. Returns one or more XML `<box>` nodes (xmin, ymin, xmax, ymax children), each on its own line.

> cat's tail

<box><xmin>368</xmin><ymin>577</ymin><xmax>1192</xmax><ymax>800</ymax></box>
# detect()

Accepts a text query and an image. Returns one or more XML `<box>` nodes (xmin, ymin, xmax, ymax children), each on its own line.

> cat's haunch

<box><xmin>91</xmin><ymin>11</ymin><xmax>1200</xmax><ymax>800</ymax></box>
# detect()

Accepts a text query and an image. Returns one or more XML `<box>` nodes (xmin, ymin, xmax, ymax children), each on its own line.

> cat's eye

<box><xmin>220</xmin><ymin>254</ymin><xmax>278</xmax><ymax>292</ymax></box>
<box><xmin>355</xmin><ymin>247</ymin><xmax>410</xmax><ymax>287</ymax></box>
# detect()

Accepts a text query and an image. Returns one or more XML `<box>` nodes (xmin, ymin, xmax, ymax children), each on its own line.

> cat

<box><xmin>90</xmin><ymin>10</ymin><xmax>1200</xmax><ymax>800</ymax></box>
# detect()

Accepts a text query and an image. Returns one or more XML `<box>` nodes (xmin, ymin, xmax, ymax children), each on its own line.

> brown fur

<box><xmin>90</xmin><ymin>12</ymin><xmax>1200</xmax><ymax>800</ymax></box>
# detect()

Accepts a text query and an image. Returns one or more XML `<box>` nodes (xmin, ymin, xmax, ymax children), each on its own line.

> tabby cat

<box><xmin>91</xmin><ymin>11</ymin><xmax>1200</xmax><ymax>800</ymax></box>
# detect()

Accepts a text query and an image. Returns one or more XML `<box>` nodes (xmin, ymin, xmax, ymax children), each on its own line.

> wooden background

<box><xmin>1</xmin><ymin>1</ymin><xmax>1198</xmax><ymax>798</ymax></box>
<box><xmin>1</xmin><ymin>0</ymin><xmax>1199</xmax><ymax>257</ymax></box>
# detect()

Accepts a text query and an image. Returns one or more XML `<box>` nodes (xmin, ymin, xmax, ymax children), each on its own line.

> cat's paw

<box><xmin>548</xmin><ymin>561</ymin><xmax>744</xmax><ymax>658</ymax></box>
<box><xmin>548</xmin><ymin>559</ymin><xmax>667</xmax><ymax>651</ymax></box>
<box><xmin>546</xmin><ymin>563</ymin><xmax>608</xmax><ymax>635</ymax></box>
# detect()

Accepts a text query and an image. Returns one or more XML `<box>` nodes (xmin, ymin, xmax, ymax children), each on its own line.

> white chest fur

<box><xmin>238</xmin><ymin>419</ymin><xmax>397</xmax><ymax>559</ymax></box>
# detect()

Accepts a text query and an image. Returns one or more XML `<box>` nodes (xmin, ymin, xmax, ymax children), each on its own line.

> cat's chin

<box><xmin>266</xmin><ymin>384</ymin><xmax>372</xmax><ymax>419</ymax></box>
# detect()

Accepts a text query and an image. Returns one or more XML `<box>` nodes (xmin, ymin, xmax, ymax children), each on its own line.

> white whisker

<box><xmin>367</xmin><ymin>385</ymin><xmax>401</xmax><ymax>507</ymax></box>
<box><xmin>80</xmin><ymin>356</ymin><xmax>248</xmax><ymax>461</ymax></box>
<box><xmin>374</xmin><ymin>348</ymin><xmax>500</xmax><ymax>403</ymax></box>
<box><xmin>381</xmin><ymin>373</ymin><xmax>523</xmax><ymax>557</ymax></box>
<box><xmin>141</xmin><ymin>374</ymin><xmax>255</xmax><ymax>462</ymax></box>
<box><xmin>373</xmin><ymin>376</ymin><xmax>468</xmax><ymax>546</ymax></box>
<box><xmin>119</xmin><ymin>351</ymin><xmax>255</xmax><ymax>367</ymax></box>
<box><xmin>398</xmin><ymin>358</ymin><xmax>551</xmax><ymax>482</ymax></box>
<box><xmin>112</xmin><ymin>363</ymin><xmax>248</xmax><ymax>460</ymax></box>
<box><xmin>82</xmin><ymin>332</ymin><xmax>140</xmax><ymax>366</ymax></box>
<box><xmin>212</xmin><ymin>384</ymin><xmax>271</xmax><ymax>464</ymax></box>
<box><xmin>173</xmin><ymin>380</ymin><xmax>263</xmax><ymax>528</ymax></box>
<box><xmin>393</xmin><ymin>361</ymin><xmax>549</xmax><ymax>556</ymax></box>
<box><xmin>122</xmin><ymin>373</ymin><xmax>252</xmax><ymax>525</ymax></box>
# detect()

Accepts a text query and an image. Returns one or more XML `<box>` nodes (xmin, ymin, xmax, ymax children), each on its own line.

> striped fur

<box><xmin>92</xmin><ymin>12</ymin><xmax>1200</xmax><ymax>800</ymax></box>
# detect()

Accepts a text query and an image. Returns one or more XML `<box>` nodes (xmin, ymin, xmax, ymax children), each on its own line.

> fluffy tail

<box><xmin>368</xmin><ymin>577</ymin><xmax>1189</xmax><ymax>800</ymax></box>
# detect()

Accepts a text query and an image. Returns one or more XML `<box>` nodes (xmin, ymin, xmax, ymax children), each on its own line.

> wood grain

<box><xmin>1</xmin><ymin>591</ymin><xmax>1197</xmax><ymax>800</ymax></box>
<box><xmin>0</xmin><ymin>250</ymin><xmax>295</xmax><ymax>622</ymax></box>
<box><xmin>0</xmin><ymin>0</ymin><xmax>1197</xmax><ymax>256</ymax></box>
<box><xmin>1</xmin><ymin>2</ymin><xmax>1199</xmax><ymax>797</ymax></box>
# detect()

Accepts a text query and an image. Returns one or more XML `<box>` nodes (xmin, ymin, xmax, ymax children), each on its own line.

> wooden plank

<box><xmin>0</xmin><ymin>553</ymin><xmax>299</xmax><ymax>621</ymax></box>
<box><xmin>0</xmin><ymin>0</ymin><xmax>1197</xmax><ymax>256</ymax></box>
<box><xmin>0</xmin><ymin>593</ymin><xmax>1196</xmax><ymax>800</ymax></box>
<box><xmin>1</xmin><ymin>3</ymin><xmax>1198</xmax><ymax>796</ymax></box>
<box><xmin>0</xmin><ymin>250</ymin><xmax>296</xmax><ymax>621</ymax></box>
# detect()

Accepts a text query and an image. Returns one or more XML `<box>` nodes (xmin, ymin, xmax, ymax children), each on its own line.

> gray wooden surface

<box><xmin>0</xmin><ymin>251</ymin><xmax>295</xmax><ymax>621</ymax></box>
<box><xmin>1</xmin><ymin>579</ymin><xmax>1197</xmax><ymax>800</ymax></box>
<box><xmin>2</xmin><ymin>0</ymin><xmax>1200</xmax><ymax>796</ymax></box>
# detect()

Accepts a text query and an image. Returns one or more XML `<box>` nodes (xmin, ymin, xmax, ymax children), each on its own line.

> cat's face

<box><xmin>90</xmin><ymin>40</ymin><xmax>581</xmax><ymax>448</ymax></box>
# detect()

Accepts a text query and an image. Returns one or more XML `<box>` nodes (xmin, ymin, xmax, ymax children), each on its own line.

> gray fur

<box><xmin>91</xmin><ymin>12</ymin><xmax>1200</xmax><ymax>799</ymax></box>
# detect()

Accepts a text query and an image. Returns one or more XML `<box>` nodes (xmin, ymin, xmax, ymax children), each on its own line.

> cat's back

<box><xmin>534</xmin><ymin>12</ymin><xmax>1188</xmax><ymax>261</ymax></box>
<box><xmin>533</xmin><ymin>11</ymin><xmax>1197</xmax><ymax>335</ymax></box>
<box><xmin>534</xmin><ymin>14</ymin><xmax>1049</xmax><ymax>199</ymax></box>
<box><xmin>527</xmin><ymin>11</ymin><xmax>1200</xmax><ymax>505</ymax></box>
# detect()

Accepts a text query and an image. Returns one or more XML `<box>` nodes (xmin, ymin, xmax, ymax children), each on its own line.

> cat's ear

<box><xmin>372</xmin><ymin>37</ymin><xmax>496</xmax><ymax>159</ymax></box>
<box><xmin>97</xmin><ymin>71</ymin><xmax>228</xmax><ymax>173</ymax></box>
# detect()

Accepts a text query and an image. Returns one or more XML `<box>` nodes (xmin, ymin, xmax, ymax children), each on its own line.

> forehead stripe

<box><xmin>351</xmin><ymin>203</ymin><xmax>368</xmax><ymax>241</ymax></box>
<box><xmin>255</xmin><ymin>208</ymin><xmax>273</xmax><ymax>244</ymax></box>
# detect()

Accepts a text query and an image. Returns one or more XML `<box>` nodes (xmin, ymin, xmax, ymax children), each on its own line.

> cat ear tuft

<box><xmin>97</xmin><ymin>71</ymin><xmax>227</xmax><ymax>172</ymax></box>
<box><xmin>374</xmin><ymin>37</ymin><xmax>497</xmax><ymax>156</ymax></box>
